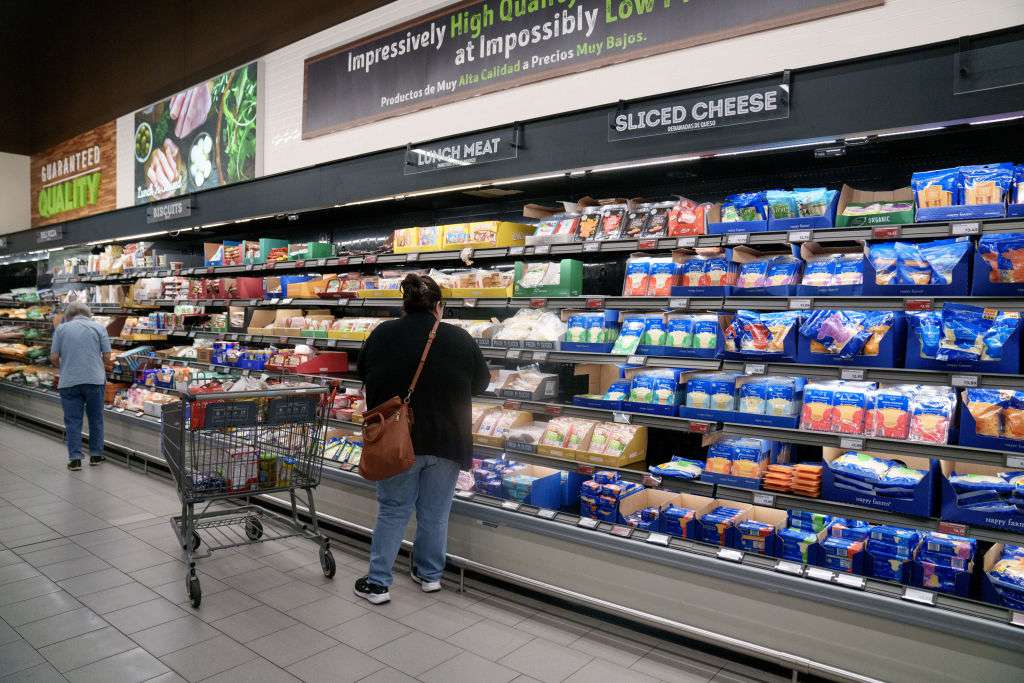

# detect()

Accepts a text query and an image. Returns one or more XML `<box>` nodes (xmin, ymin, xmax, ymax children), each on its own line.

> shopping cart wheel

<box><xmin>192</xmin><ymin>531</ymin><xmax>202</xmax><ymax>551</ymax></box>
<box><xmin>187</xmin><ymin>572</ymin><xmax>202</xmax><ymax>608</ymax></box>
<box><xmin>244</xmin><ymin>518</ymin><xmax>264</xmax><ymax>541</ymax></box>
<box><xmin>319</xmin><ymin>546</ymin><xmax>336</xmax><ymax>578</ymax></box>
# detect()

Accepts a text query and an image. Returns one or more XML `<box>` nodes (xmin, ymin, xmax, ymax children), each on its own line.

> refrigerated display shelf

<box><xmin>47</xmin><ymin>216</ymin><xmax>1024</xmax><ymax>288</ymax></box>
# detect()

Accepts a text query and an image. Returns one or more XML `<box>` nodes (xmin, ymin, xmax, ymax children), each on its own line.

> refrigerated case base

<box><xmin>1</xmin><ymin>383</ymin><xmax>1022</xmax><ymax>683</ymax></box>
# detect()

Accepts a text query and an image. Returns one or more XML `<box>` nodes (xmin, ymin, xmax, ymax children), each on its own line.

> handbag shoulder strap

<box><xmin>404</xmin><ymin>317</ymin><xmax>441</xmax><ymax>404</ymax></box>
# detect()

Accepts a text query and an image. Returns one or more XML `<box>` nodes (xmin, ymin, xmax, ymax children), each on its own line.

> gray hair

<box><xmin>63</xmin><ymin>302</ymin><xmax>93</xmax><ymax>320</ymax></box>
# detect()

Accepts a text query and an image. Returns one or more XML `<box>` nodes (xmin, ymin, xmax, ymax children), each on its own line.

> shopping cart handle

<box><xmin>184</xmin><ymin>386</ymin><xmax>328</xmax><ymax>401</ymax></box>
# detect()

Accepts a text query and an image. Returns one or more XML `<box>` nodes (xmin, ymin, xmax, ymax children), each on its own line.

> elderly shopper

<box><xmin>50</xmin><ymin>302</ymin><xmax>112</xmax><ymax>471</ymax></box>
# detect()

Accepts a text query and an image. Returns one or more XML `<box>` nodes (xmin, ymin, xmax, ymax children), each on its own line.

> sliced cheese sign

<box><xmin>609</xmin><ymin>81</ymin><xmax>790</xmax><ymax>141</ymax></box>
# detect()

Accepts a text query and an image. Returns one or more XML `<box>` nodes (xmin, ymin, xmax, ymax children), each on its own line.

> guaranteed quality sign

<box><xmin>303</xmin><ymin>0</ymin><xmax>879</xmax><ymax>136</ymax></box>
<box><xmin>31</xmin><ymin>121</ymin><xmax>117</xmax><ymax>227</ymax></box>
<box><xmin>608</xmin><ymin>81</ymin><xmax>790</xmax><ymax>141</ymax></box>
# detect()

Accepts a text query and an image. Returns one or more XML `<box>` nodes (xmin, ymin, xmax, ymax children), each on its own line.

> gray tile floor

<box><xmin>0</xmin><ymin>422</ymin><xmax>766</xmax><ymax>683</ymax></box>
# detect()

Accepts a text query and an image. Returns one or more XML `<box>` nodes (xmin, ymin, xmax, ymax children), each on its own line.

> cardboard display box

<box><xmin>939</xmin><ymin>460</ymin><xmax>1024</xmax><ymax>532</ymax></box>
<box><xmin>822</xmin><ymin>448</ymin><xmax>938</xmax><ymax>518</ymax></box>
<box><xmin>835</xmin><ymin>186</ymin><xmax>914</xmax><ymax>227</ymax></box>
<box><xmin>796</xmin><ymin>312</ymin><xmax>906</xmax><ymax>369</ymax></box>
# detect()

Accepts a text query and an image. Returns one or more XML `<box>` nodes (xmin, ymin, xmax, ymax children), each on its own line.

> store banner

<box><xmin>31</xmin><ymin>121</ymin><xmax>117</xmax><ymax>227</ymax></box>
<box><xmin>608</xmin><ymin>78</ymin><xmax>790</xmax><ymax>141</ymax></box>
<box><xmin>404</xmin><ymin>125</ymin><xmax>520</xmax><ymax>174</ymax></box>
<box><xmin>303</xmin><ymin>0</ymin><xmax>880</xmax><ymax>136</ymax></box>
<box><xmin>133</xmin><ymin>62</ymin><xmax>258</xmax><ymax>205</ymax></box>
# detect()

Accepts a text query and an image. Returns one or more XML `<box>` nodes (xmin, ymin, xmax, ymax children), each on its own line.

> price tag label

<box><xmin>506</xmin><ymin>349</ymin><xmax>521</xmax><ymax>361</ymax></box>
<box><xmin>578</xmin><ymin>517</ymin><xmax>600</xmax><ymax>529</ymax></box>
<box><xmin>279</xmin><ymin>337</ymin><xmax>290</xmax><ymax>344</ymax></box>
<box><xmin>726</xmin><ymin>232</ymin><xmax>749</xmax><ymax>245</ymax></box>
<box><xmin>840</xmin><ymin>437</ymin><xmax>864</xmax><ymax>450</ymax></box>
<box><xmin>532</xmin><ymin>351</ymin><xmax>548</xmax><ymax>363</ymax></box>
<box><xmin>937</xmin><ymin>521</ymin><xmax>968</xmax><ymax>535</ymax></box>
<box><xmin>872</xmin><ymin>226</ymin><xmax>901</xmax><ymax>239</ymax></box>
<box><xmin>266</xmin><ymin>261</ymin><xmax>277</xmax><ymax>270</ymax></box>
<box><xmin>281</xmin><ymin>298</ymin><xmax>294</xmax><ymax>305</ymax></box>
<box><xmin>642</xmin><ymin>474</ymin><xmax>662</xmax><ymax>488</ymax></box>
<box><xmin>904</xmin><ymin>298</ymin><xmax>933</xmax><ymax>311</ymax></box>
<box><xmin>646</xmin><ymin>532</ymin><xmax>670</xmax><ymax>546</ymax></box>
<box><xmin>788</xmin><ymin>230</ymin><xmax>811</xmax><ymax>243</ymax></box>
<box><xmin>626</xmin><ymin>355</ymin><xmax>647</xmax><ymax>366</ymax></box>
<box><xmin>455</xmin><ymin>490</ymin><xmax>475</xmax><ymax>500</ymax></box>
<box><xmin>1011</xmin><ymin>611</ymin><xmax>1024</xmax><ymax>628</ymax></box>
<box><xmin>226</xmin><ymin>334</ymin><xmax>237</xmax><ymax>341</ymax></box>
<box><xmin>612</xmin><ymin>411</ymin><xmax>631</xmax><ymax>424</ymax></box>
<box><xmin>503</xmin><ymin>400</ymin><xmax>521</xmax><ymax>410</ymax></box>
<box><xmin>775</xmin><ymin>560</ymin><xmax>804</xmax><ymax>576</ymax></box>
<box><xmin>752</xmin><ymin>492</ymin><xmax>775</xmax><ymax>507</ymax></box>
<box><xmin>744</xmin><ymin>363</ymin><xmax>766</xmax><ymax>375</ymax></box>
<box><xmin>717</xmin><ymin>548</ymin><xmax>743</xmax><ymax>562</ymax></box>
<box><xmin>576</xmin><ymin>464</ymin><xmax>594</xmax><ymax>475</ymax></box>
<box><xmin>610</xmin><ymin>525</ymin><xmax>634</xmax><ymax>538</ymax></box>
<box><xmin>689</xmin><ymin>421</ymin><xmax>711</xmax><ymax>434</ymax></box>
<box><xmin>789</xmin><ymin>298</ymin><xmax>812</xmax><ymax>310</ymax></box>
<box><xmin>529</xmin><ymin>298</ymin><xmax>546</xmax><ymax>309</ymax></box>
<box><xmin>583</xmin><ymin>242</ymin><xmax>601</xmax><ymax>253</ymax></box>
<box><xmin>835</xmin><ymin>574</ymin><xmax>866</xmax><ymax>590</ymax></box>
<box><xmin>115</xmin><ymin>407</ymin><xmax>125</xmax><ymax>413</ymax></box>
<box><xmin>464</xmin><ymin>298</ymin><xmax>477</xmax><ymax>308</ymax></box>
<box><xmin>534</xmin><ymin>245</ymin><xmax>551</xmax><ymax>255</ymax></box>
<box><xmin>950</xmin><ymin>221</ymin><xmax>981</xmax><ymax>235</ymax></box>
<box><xmin>268</xmin><ymin>298</ymin><xmax>281</xmax><ymax>305</ymax></box>
<box><xmin>807</xmin><ymin>567</ymin><xmax>834</xmax><ymax>583</ymax></box>
<box><xmin>364</xmin><ymin>254</ymin><xmax>378</xmax><ymax>264</ymax></box>
<box><xmin>669</xmin><ymin>298</ymin><xmax>689</xmax><ymax>309</ymax></box>
<box><xmin>950</xmin><ymin>374</ymin><xmax>979</xmax><ymax>388</ymax></box>
<box><xmin>537</xmin><ymin>508</ymin><xmax>557</xmax><ymax>519</ymax></box>
<box><xmin>637</xmin><ymin>239</ymin><xmax>657</xmax><ymax>250</ymax></box>
<box><xmin>317</xmin><ymin>258</ymin><xmax>328</xmax><ymax>267</ymax></box>
<box><xmin>406</xmin><ymin>253</ymin><xmax>419</xmax><ymax>262</ymax></box>
<box><xmin>544</xmin><ymin>405</ymin><xmax>562</xmax><ymax>416</ymax></box>
<box><xmin>840</xmin><ymin>368</ymin><xmax>865</xmax><ymax>381</ymax></box>
<box><xmin>676</xmin><ymin>236</ymin><xmax>697</xmax><ymax>248</ymax></box>
<box><xmin>1007</xmin><ymin>455</ymin><xmax>1024</xmax><ymax>469</ymax></box>
<box><xmin>584</xmin><ymin>297</ymin><xmax>604</xmax><ymax>309</ymax></box>
<box><xmin>501</xmin><ymin>500</ymin><xmax>521</xmax><ymax>511</ymax></box>
<box><xmin>509</xmin><ymin>246</ymin><xmax>525</xmax><ymax>256</ymax></box>
<box><xmin>903</xmin><ymin>587</ymin><xmax>936</xmax><ymax>605</ymax></box>
<box><xmin>337</xmin><ymin>256</ymin><xmax>350</xmax><ymax>265</ymax></box>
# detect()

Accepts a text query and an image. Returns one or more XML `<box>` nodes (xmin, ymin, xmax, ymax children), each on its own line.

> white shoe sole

<box><xmin>411</xmin><ymin>574</ymin><xmax>442</xmax><ymax>592</ymax></box>
<box><xmin>354</xmin><ymin>588</ymin><xmax>390</xmax><ymax>604</ymax></box>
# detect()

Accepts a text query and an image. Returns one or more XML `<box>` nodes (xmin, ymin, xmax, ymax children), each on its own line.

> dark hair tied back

<box><xmin>401</xmin><ymin>273</ymin><xmax>442</xmax><ymax>313</ymax></box>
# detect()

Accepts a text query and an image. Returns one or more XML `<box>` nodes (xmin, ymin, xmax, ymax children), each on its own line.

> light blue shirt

<box><xmin>51</xmin><ymin>318</ymin><xmax>111</xmax><ymax>389</ymax></box>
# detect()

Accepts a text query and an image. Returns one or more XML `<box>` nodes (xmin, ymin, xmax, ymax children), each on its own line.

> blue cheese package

<box><xmin>648</xmin><ymin>457</ymin><xmax>704</xmax><ymax>480</ymax></box>
<box><xmin>912</xmin><ymin>167</ymin><xmax>960</xmax><ymax>208</ymax></box>
<box><xmin>908</xmin><ymin>311</ymin><xmax>943</xmax><ymax>359</ymax></box>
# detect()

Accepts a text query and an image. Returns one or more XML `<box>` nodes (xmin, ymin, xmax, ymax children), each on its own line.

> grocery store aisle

<box><xmin>0</xmin><ymin>422</ymin><xmax>767</xmax><ymax>683</ymax></box>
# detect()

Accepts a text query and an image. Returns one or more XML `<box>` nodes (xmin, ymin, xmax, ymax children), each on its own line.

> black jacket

<box><xmin>358</xmin><ymin>312</ymin><xmax>489</xmax><ymax>468</ymax></box>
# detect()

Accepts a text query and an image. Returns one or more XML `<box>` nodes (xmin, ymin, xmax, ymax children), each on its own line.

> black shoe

<box><xmin>89</xmin><ymin>455</ymin><xmax>105</xmax><ymax>466</ymax></box>
<box><xmin>67</xmin><ymin>460</ymin><xmax>82</xmax><ymax>471</ymax></box>
<box><xmin>353</xmin><ymin>576</ymin><xmax>390</xmax><ymax>604</ymax></box>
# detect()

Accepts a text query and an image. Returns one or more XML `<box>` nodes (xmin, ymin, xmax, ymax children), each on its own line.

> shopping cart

<box><xmin>161</xmin><ymin>386</ymin><xmax>337</xmax><ymax>607</ymax></box>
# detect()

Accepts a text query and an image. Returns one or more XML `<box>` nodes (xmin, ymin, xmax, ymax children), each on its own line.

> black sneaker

<box><xmin>353</xmin><ymin>576</ymin><xmax>390</xmax><ymax>604</ymax></box>
<box><xmin>89</xmin><ymin>455</ymin><xmax>105</xmax><ymax>466</ymax></box>
<box><xmin>410</xmin><ymin>569</ymin><xmax>442</xmax><ymax>593</ymax></box>
<box><xmin>67</xmin><ymin>460</ymin><xmax>82</xmax><ymax>471</ymax></box>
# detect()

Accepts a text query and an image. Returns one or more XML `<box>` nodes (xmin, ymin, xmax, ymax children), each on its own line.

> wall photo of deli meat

<box><xmin>134</xmin><ymin>62</ymin><xmax>258</xmax><ymax>204</ymax></box>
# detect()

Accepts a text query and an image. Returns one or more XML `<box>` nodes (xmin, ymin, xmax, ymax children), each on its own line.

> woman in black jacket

<box><xmin>354</xmin><ymin>274</ymin><xmax>489</xmax><ymax>604</ymax></box>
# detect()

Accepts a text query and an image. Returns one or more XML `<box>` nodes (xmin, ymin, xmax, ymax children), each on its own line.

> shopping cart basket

<box><xmin>162</xmin><ymin>386</ymin><xmax>337</xmax><ymax>607</ymax></box>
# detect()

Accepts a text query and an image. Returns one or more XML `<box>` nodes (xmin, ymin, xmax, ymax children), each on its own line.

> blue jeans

<box><xmin>59</xmin><ymin>384</ymin><xmax>105</xmax><ymax>460</ymax></box>
<box><xmin>368</xmin><ymin>455</ymin><xmax>461</xmax><ymax>587</ymax></box>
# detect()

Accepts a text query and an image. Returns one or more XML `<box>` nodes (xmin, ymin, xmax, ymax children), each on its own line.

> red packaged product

<box><xmin>667</xmin><ymin>198</ymin><xmax>707</xmax><ymax>237</ymax></box>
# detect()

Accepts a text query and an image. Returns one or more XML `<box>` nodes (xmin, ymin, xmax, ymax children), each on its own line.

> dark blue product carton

<box><xmin>571</xmin><ymin>395</ymin><xmax>623</xmax><ymax>411</ymax></box>
<box><xmin>861</xmin><ymin>242</ymin><xmax>973</xmax><ymax>297</ymax></box>
<box><xmin>904</xmin><ymin>319</ymin><xmax>1021</xmax><ymax>374</ymax></box>
<box><xmin>916</xmin><ymin>204</ymin><xmax>1006</xmax><ymax>222</ymax></box>
<box><xmin>708</xmin><ymin>219</ymin><xmax>768</xmax><ymax>235</ymax></box>
<box><xmin>500</xmin><ymin>466</ymin><xmax>566</xmax><ymax>509</ymax></box>
<box><xmin>560</xmin><ymin>471</ymin><xmax>587</xmax><ymax>509</ymax></box>
<box><xmin>939</xmin><ymin>462</ymin><xmax>1024</xmax><ymax>534</ymax></box>
<box><xmin>796</xmin><ymin>314</ymin><xmax>906</xmax><ymax>369</ymax></box>
<box><xmin>970</xmin><ymin>249</ymin><xmax>1024</xmax><ymax>297</ymax></box>
<box><xmin>866</xmin><ymin>551</ymin><xmax>913</xmax><ymax>584</ymax></box>
<box><xmin>980</xmin><ymin>545</ymin><xmax>1024</xmax><ymax>609</ymax></box>
<box><xmin>731</xmin><ymin>283</ymin><xmax>801</xmax><ymax>298</ymax></box>
<box><xmin>817</xmin><ymin>546</ymin><xmax>868</xmax><ymax>575</ymax></box>
<box><xmin>561</xmin><ymin>341</ymin><xmax>616</xmax><ymax>353</ymax></box>
<box><xmin>959</xmin><ymin>407</ymin><xmax>1024</xmax><ymax>454</ymax></box>
<box><xmin>670</xmin><ymin>284</ymin><xmax>733</xmax><ymax>297</ymax></box>
<box><xmin>910</xmin><ymin>560</ymin><xmax>973</xmax><ymax>598</ymax></box>
<box><xmin>637</xmin><ymin>343</ymin><xmax>720</xmax><ymax>359</ymax></box>
<box><xmin>795</xmin><ymin>283</ymin><xmax>863</xmax><ymax>297</ymax></box>
<box><xmin>620</xmin><ymin>400</ymin><xmax>678</xmax><ymax>416</ymax></box>
<box><xmin>727</xmin><ymin>527</ymin><xmax>781</xmax><ymax>557</ymax></box>
<box><xmin>1009</xmin><ymin>203</ymin><xmax>1024</xmax><ymax>218</ymax></box>
<box><xmin>700</xmin><ymin>471</ymin><xmax>762</xmax><ymax>490</ymax></box>
<box><xmin>679</xmin><ymin>406</ymin><xmax>800</xmax><ymax>430</ymax></box>
<box><xmin>821</xmin><ymin>452</ymin><xmax>939</xmax><ymax>518</ymax></box>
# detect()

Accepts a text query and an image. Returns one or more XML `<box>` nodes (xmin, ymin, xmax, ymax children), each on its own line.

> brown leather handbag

<box><xmin>358</xmin><ymin>318</ymin><xmax>440</xmax><ymax>481</ymax></box>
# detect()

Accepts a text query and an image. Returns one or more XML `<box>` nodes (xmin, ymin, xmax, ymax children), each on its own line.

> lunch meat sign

<box><xmin>303</xmin><ymin>0</ymin><xmax>880</xmax><ymax>136</ymax></box>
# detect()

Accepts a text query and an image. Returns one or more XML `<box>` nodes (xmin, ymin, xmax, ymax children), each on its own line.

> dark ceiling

<box><xmin>0</xmin><ymin>0</ymin><xmax>391</xmax><ymax>156</ymax></box>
